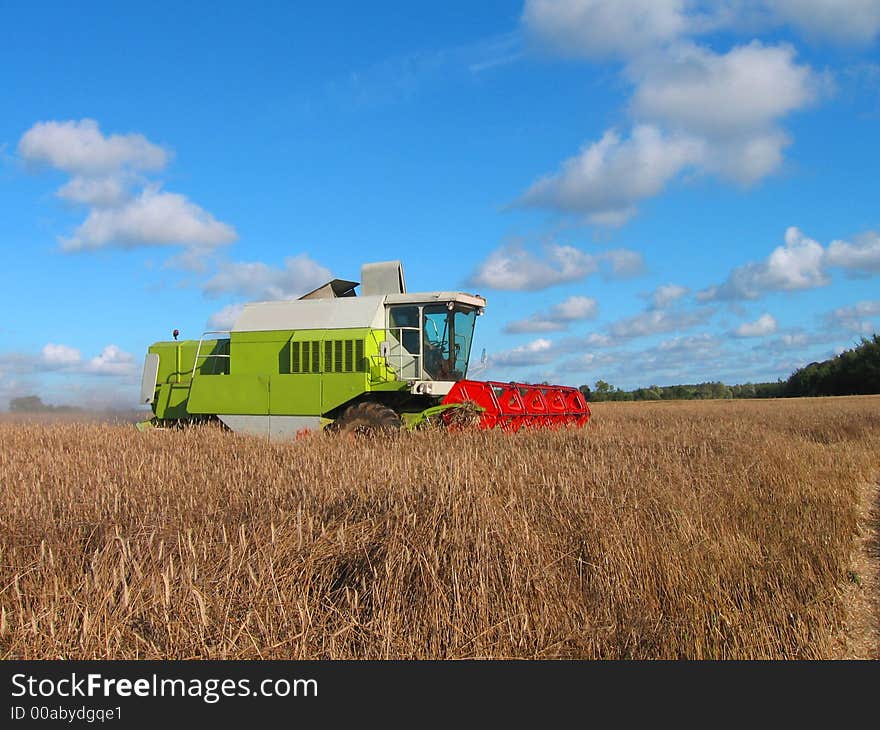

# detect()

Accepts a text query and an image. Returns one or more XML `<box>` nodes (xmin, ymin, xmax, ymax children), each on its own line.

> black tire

<box><xmin>332</xmin><ymin>402</ymin><xmax>401</xmax><ymax>435</ymax></box>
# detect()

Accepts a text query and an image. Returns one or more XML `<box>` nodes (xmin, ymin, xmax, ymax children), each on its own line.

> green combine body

<box><xmin>140</xmin><ymin>261</ymin><xmax>487</xmax><ymax>437</ymax></box>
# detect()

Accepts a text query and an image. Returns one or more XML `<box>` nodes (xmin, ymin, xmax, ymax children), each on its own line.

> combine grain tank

<box><xmin>139</xmin><ymin>261</ymin><xmax>590</xmax><ymax>437</ymax></box>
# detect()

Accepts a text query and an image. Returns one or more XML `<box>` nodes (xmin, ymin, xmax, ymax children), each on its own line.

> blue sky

<box><xmin>1</xmin><ymin>0</ymin><xmax>879</xmax><ymax>408</ymax></box>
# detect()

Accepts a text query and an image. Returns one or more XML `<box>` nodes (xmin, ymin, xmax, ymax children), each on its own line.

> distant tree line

<box><xmin>580</xmin><ymin>334</ymin><xmax>880</xmax><ymax>402</ymax></box>
<box><xmin>579</xmin><ymin>380</ymin><xmax>785</xmax><ymax>402</ymax></box>
<box><xmin>783</xmin><ymin>334</ymin><xmax>880</xmax><ymax>397</ymax></box>
<box><xmin>8</xmin><ymin>395</ymin><xmax>79</xmax><ymax>413</ymax></box>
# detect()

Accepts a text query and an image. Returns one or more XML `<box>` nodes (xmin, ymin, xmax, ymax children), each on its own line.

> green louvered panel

<box><xmin>288</xmin><ymin>338</ymin><xmax>367</xmax><ymax>374</ymax></box>
<box><xmin>291</xmin><ymin>340</ymin><xmax>321</xmax><ymax>374</ymax></box>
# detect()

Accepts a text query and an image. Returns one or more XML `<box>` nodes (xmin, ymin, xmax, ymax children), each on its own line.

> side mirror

<box><xmin>480</xmin><ymin>348</ymin><xmax>487</xmax><ymax>364</ymax></box>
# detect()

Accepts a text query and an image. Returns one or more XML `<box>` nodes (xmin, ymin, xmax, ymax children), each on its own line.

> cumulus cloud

<box><xmin>19</xmin><ymin>119</ymin><xmax>167</xmax><ymax>175</ymax></box>
<box><xmin>768</xmin><ymin>0</ymin><xmax>880</xmax><ymax>45</ymax></box>
<box><xmin>562</xmin><ymin>350</ymin><xmax>623</xmax><ymax>371</ymax></box>
<box><xmin>519</xmin><ymin>126</ymin><xmax>703</xmax><ymax>223</ymax></box>
<box><xmin>699</xmin><ymin>227</ymin><xmax>829</xmax><ymax>301</ymax></box>
<box><xmin>825</xmin><ymin>231</ymin><xmax>880</xmax><ymax>274</ymax></box>
<box><xmin>602</xmin><ymin>248</ymin><xmax>647</xmax><ymax>277</ymax></box>
<box><xmin>203</xmin><ymin>253</ymin><xmax>332</xmax><ymax>300</ymax></box>
<box><xmin>523</xmin><ymin>0</ymin><xmax>880</xmax><ymax>55</ymax></box>
<box><xmin>522</xmin><ymin>0</ymin><xmax>688</xmax><ymax>59</ymax></box>
<box><xmin>700</xmin><ymin>227</ymin><xmax>880</xmax><ymax>303</ymax></box>
<box><xmin>85</xmin><ymin>345</ymin><xmax>136</xmax><ymax>376</ymax></box>
<box><xmin>655</xmin><ymin>332</ymin><xmax>721</xmax><ymax>356</ymax></box>
<box><xmin>630</xmin><ymin>42</ymin><xmax>818</xmax><ymax>139</ymax></box>
<box><xmin>62</xmin><ymin>187</ymin><xmax>237</xmax><ymax>251</ymax></box>
<box><xmin>468</xmin><ymin>244</ymin><xmax>597</xmax><ymax>290</ymax></box>
<box><xmin>56</xmin><ymin>176</ymin><xmax>129</xmax><ymax>207</ymax></box>
<box><xmin>580</xmin><ymin>332</ymin><xmax>618</xmax><ymax>347</ymax></box>
<box><xmin>36</xmin><ymin>342</ymin><xmax>135</xmax><ymax>376</ymax></box>
<box><xmin>18</xmin><ymin>119</ymin><xmax>236</xmax><ymax>255</ymax></box>
<box><xmin>504</xmin><ymin>295</ymin><xmax>598</xmax><ymax>333</ymax></box>
<box><xmin>733</xmin><ymin>313</ymin><xmax>778</xmax><ymax>337</ymax></box>
<box><xmin>519</xmin><ymin>4</ymin><xmax>825</xmax><ymax>221</ymax></box>
<box><xmin>629</xmin><ymin>41</ymin><xmax>820</xmax><ymax>183</ymax></box>
<box><xmin>752</xmin><ymin>330</ymin><xmax>841</xmax><ymax>354</ymax></box>
<box><xmin>649</xmin><ymin>283</ymin><xmax>688</xmax><ymax>308</ymax></box>
<box><xmin>469</xmin><ymin>243</ymin><xmax>643</xmax><ymax>290</ymax></box>
<box><xmin>609</xmin><ymin>307</ymin><xmax>712</xmax><ymax>339</ymax></box>
<box><xmin>826</xmin><ymin>300</ymin><xmax>880</xmax><ymax>334</ymax></box>
<box><xmin>489</xmin><ymin>338</ymin><xmax>556</xmax><ymax>367</ymax></box>
<box><xmin>207</xmin><ymin>303</ymin><xmax>245</xmax><ymax>330</ymax></box>
<box><xmin>41</xmin><ymin>343</ymin><xmax>82</xmax><ymax>367</ymax></box>
<box><xmin>557</xmin><ymin>333</ymin><xmax>729</xmax><ymax>384</ymax></box>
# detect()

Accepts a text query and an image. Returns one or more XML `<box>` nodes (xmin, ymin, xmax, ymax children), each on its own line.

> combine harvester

<box><xmin>139</xmin><ymin>261</ymin><xmax>590</xmax><ymax>437</ymax></box>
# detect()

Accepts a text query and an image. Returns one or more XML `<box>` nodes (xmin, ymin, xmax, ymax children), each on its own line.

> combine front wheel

<box><xmin>332</xmin><ymin>402</ymin><xmax>401</xmax><ymax>435</ymax></box>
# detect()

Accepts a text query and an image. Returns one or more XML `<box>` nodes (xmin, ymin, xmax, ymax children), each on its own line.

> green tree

<box><xmin>9</xmin><ymin>395</ymin><xmax>50</xmax><ymax>413</ymax></box>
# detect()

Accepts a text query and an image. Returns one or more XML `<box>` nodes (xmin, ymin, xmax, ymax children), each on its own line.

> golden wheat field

<box><xmin>0</xmin><ymin>396</ymin><xmax>878</xmax><ymax>660</ymax></box>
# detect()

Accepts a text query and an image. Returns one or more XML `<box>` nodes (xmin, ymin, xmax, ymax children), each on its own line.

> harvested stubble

<box><xmin>0</xmin><ymin>396</ymin><xmax>878</xmax><ymax>659</ymax></box>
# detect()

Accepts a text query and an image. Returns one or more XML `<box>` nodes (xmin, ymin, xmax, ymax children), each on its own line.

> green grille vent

<box><xmin>289</xmin><ymin>339</ymin><xmax>366</xmax><ymax>373</ymax></box>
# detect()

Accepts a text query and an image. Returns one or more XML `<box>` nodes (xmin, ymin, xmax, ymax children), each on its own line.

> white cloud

<box><xmin>701</xmin><ymin>129</ymin><xmax>791</xmax><ymax>184</ymax></box>
<box><xmin>699</xmin><ymin>227</ymin><xmax>829</xmax><ymax>301</ymax></box>
<box><xmin>36</xmin><ymin>342</ymin><xmax>135</xmax><ymax>377</ymax></box>
<box><xmin>650</xmin><ymin>283</ymin><xmax>688</xmax><ymax>308</ymax></box>
<box><xmin>41</xmin><ymin>343</ymin><xmax>82</xmax><ymax>367</ymax></box>
<box><xmin>629</xmin><ymin>41</ymin><xmax>821</xmax><ymax>183</ymax></box>
<box><xmin>162</xmin><ymin>246</ymin><xmax>219</xmax><ymax>273</ymax></box>
<box><xmin>207</xmin><ymin>303</ymin><xmax>245</xmax><ymax>330</ymax></box>
<box><xmin>203</xmin><ymin>254</ymin><xmax>332</xmax><ymax>300</ymax></box>
<box><xmin>733</xmin><ymin>313</ymin><xmax>778</xmax><ymax>337</ymax></box>
<box><xmin>19</xmin><ymin>119</ymin><xmax>236</xmax><ymax>255</ymax></box>
<box><xmin>523</xmin><ymin>0</ymin><xmax>880</xmax><ymax>54</ymax></box>
<box><xmin>518</xmin><ymin>126</ymin><xmax>703</xmax><ymax>222</ymax></box>
<box><xmin>753</xmin><ymin>331</ymin><xmax>841</xmax><ymax>354</ymax></box>
<box><xmin>631</xmin><ymin>42</ymin><xmax>818</xmax><ymax>138</ymax></box>
<box><xmin>469</xmin><ymin>244</ymin><xmax>598</xmax><ymax>290</ymax></box>
<box><xmin>549</xmin><ymin>295</ymin><xmax>600</xmax><ymax>321</ymax></box>
<box><xmin>825</xmin><ymin>231</ymin><xmax>880</xmax><ymax>273</ymax></box>
<box><xmin>778</xmin><ymin>333</ymin><xmax>808</xmax><ymax>348</ymax></box>
<box><xmin>561</xmin><ymin>350</ymin><xmax>623</xmax><ymax>371</ymax></box>
<box><xmin>85</xmin><ymin>345</ymin><xmax>136</xmax><ymax>376</ymax></box>
<box><xmin>602</xmin><ymin>248</ymin><xmax>646</xmax><ymax>277</ymax></box>
<box><xmin>519</xmin><ymin>8</ymin><xmax>825</xmax><ymax>220</ymax></box>
<box><xmin>490</xmin><ymin>338</ymin><xmax>556</xmax><ymax>367</ymax></box>
<box><xmin>522</xmin><ymin>0</ymin><xmax>688</xmax><ymax>59</ymax></box>
<box><xmin>469</xmin><ymin>243</ymin><xmax>644</xmax><ymax>290</ymax></box>
<box><xmin>769</xmin><ymin>0</ymin><xmax>880</xmax><ymax>45</ymax></box>
<box><xmin>18</xmin><ymin>119</ymin><xmax>167</xmax><ymax>175</ymax></box>
<box><xmin>827</xmin><ymin>300</ymin><xmax>880</xmax><ymax>334</ymax></box>
<box><xmin>504</xmin><ymin>295</ymin><xmax>598</xmax><ymax>333</ymax></box>
<box><xmin>583</xmin><ymin>332</ymin><xmax>617</xmax><ymax>347</ymax></box>
<box><xmin>609</xmin><ymin>307</ymin><xmax>712</xmax><ymax>339</ymax></box>
<box><xmin>61</xmin><ymin>187</ymin><xmax>237</xmax><ymax>251</ymax></box>
<box><xmin>656</xmin><ymin>333</ymin><xmax>721</xmax><ymax>355</ymax></box>
<box><xmin>56</xmin><ymin>176</ymin><xmax>129</xmax><ymax>206</ymax></box>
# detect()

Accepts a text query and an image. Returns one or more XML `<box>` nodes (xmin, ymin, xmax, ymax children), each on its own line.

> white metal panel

<box><xmin>361</xmin><ymin>260</ymin><xmax>406</xmax><ymax>295</ymax></box>
<box><xmin>384</xmin><ymin>291</ymin><xmax>486</xmax><ymax>308</ymax></box>
<box><xmin>410</xmin><ymin>380</ymin><xmax>454</xmax><ymax>396</ymax></box>
<box><xmin>140</xmin><ymin>353</ymin><xmax>160</xmax><ymax>404</ymax></box>
<box><xmin>219</xmin><ymin>414</ymin><xmax>322</xmax><ymax>440</ymax></box>
<box><xmin>269</xmin><ymin>416</ymin><xmax>322</xmax><ymax>439</ymax></box>
<box><xmin>232</xmin><ymin>295</ymin><xmax>386</xmax><ymax>332</ymax></box>
<box><xmin>218</xmin><ymin>415</ymin><xmax>269</xmax><ymax>437</ymax></box>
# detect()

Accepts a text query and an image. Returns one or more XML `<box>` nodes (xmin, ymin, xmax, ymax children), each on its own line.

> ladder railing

<box><xmin>191</xmin><ymin>331</ymin><xmax>232</xmax><ymax>380</ymax></box>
